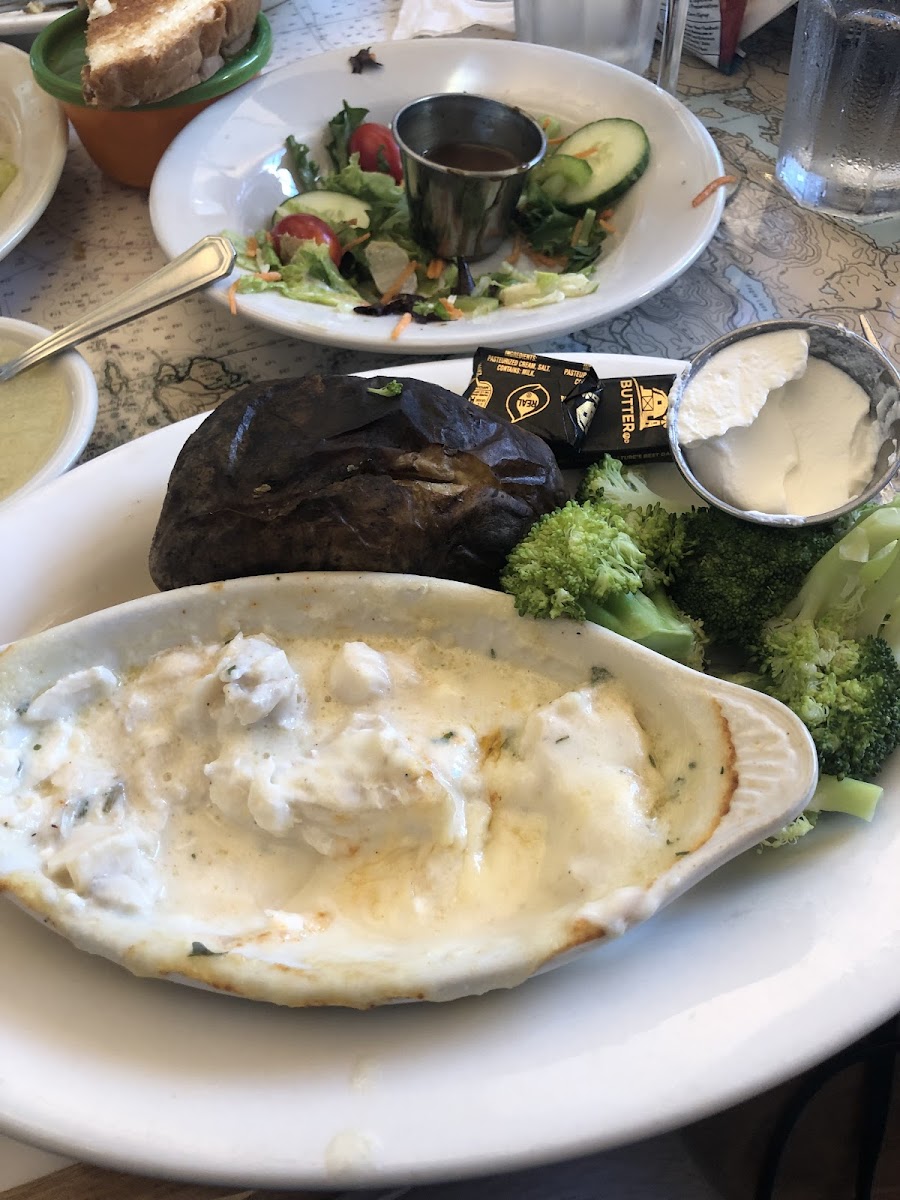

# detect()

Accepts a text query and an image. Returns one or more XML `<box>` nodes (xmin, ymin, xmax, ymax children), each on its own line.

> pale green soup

<box><xmin>0</xmin><ymin>339</ymin><xmax>72</xmax><ymax>502</ymax></box>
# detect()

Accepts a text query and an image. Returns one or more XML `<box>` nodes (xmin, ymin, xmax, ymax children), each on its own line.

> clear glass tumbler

<box><xmin>513</xmin><ymin>0</ymin><xmax>688</xmax><ymax>92</ymax></box>
<box><xmin>775</xmin><ymin>0</ymin><xmax>900</xmax><ymax>218</ymax></box>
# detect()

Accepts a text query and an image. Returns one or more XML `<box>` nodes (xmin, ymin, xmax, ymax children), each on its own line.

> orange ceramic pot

<box><xmin>31</xmin><ymin>10</ymin><xmax>272</xmax><ymax>189</ymax></box>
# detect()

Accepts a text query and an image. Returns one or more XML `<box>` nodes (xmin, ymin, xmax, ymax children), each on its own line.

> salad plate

<box><xmin>149</xmin><ymin>40</ymin><xmax>725</xmax><ymax>354</ymax></box>
<box><xmin>0</xmin><ymin>45</ymin><xmax>67</xmax><ymax>264</ymax></box>
<box><xmin>2</xmin><ymin>353</ymin><xmax>900</xmax><ymax>1188</ymax></box>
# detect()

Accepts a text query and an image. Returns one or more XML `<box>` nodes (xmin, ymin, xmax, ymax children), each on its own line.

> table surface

<box><xmin>1</xmin><ymin>1</ymin><xmax>899</xmax><ymax>1196</ymax></box>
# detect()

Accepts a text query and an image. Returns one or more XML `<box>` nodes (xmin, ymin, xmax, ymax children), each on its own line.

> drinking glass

<box><xmin>775</xmin><ymin>0</ymin><xmax>900</xmax><ymax>218</ymax></box>
<box><xmin>512</xmin><ymin>0</ymin><xmax>689</xmax><ymax>94</ymax></box>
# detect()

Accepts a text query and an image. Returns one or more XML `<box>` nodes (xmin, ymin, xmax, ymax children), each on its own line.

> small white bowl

<box><xmin>0</xmin><ymin>318</ymin><xmax>98</xmax><ymax>510</ymax></box>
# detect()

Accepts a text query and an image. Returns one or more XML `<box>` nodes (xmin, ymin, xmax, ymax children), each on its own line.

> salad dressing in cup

<box><xmin>393</xmin><ymin>93</ymin><xmax>546</xmax><ymax>262</ymax></box>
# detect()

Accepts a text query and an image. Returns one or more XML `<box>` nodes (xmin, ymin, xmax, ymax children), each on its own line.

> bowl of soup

<box><xmin>0</xmin><ymin>318</ymin><xmax>98</xmax><ymax>509</ymax></box>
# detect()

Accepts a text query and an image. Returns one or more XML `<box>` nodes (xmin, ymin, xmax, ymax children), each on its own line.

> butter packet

<box><xmin>567</xmin><ymin>373</ymin><xmax>677</xmax><ymax>466</ymax></box>
<box><xmin>463</xmin><ymin>347</ymin><xmax>600</xmax><ymax>457</ymax></box>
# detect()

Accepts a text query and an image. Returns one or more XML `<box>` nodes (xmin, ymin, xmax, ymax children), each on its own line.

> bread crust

<box><xmin>82</xmin><ymin>0</ymin><xmax>261</xmax><ymax>109</ymax></box>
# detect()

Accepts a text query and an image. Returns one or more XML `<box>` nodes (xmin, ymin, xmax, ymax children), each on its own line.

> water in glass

<box><xmin>776</xmin><ymin>0</ymin><xmax>900</xmax><ymax>218</ymax></box>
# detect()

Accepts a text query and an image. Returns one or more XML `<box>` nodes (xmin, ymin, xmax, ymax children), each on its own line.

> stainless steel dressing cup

<box><xmin>393</xmin><ymin>93</ymin><xmax>546</xmax><ymax>262</ymax></box>
<box><xmin>667</xmin><ymin>319</ymin><xmax>900</xmax><ymax>528</ymax></box>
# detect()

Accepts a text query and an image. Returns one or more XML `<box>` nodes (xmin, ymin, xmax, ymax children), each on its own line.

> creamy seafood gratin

<box><xmin>1</xmin><ymin>632</ymin><xmax>689</xmax><ymax>941</ymax></box>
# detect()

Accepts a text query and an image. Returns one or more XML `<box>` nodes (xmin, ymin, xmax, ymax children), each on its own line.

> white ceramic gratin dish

<box><xmin>0</xmin><ymin>572</ymin><xmax>817</xmax><ymax>1008</ymax></box>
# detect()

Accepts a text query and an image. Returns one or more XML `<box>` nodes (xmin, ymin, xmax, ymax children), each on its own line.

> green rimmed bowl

<box><xmin>30</xmin><ymin>9</ymin><xmax>272</xmax><ymax>188</ymax></box>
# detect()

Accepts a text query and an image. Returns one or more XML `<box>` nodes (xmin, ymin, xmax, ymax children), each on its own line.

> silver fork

<box><xmin>0</xmin><ymin>235</ymin><xmax>235</xmax><ymax>383</ymax></box>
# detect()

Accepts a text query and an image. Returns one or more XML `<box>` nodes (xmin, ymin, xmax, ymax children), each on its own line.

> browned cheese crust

<box><xmin>82</xmin><ymin>0</ymin><xmax>261</xmax><ymax>109</ymax></box>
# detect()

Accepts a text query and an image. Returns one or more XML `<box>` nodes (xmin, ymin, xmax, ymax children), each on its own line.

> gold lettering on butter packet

<box><xmin>507</xmin><ymin>383</ymin><xmax>551</xmax><ymax>423</ymax></box>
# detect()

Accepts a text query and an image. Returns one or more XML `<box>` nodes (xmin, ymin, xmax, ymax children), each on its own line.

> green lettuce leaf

<box><xmin>324</xmin><ymin>101</ymin><xmax>369</xmax><ymax>172</ymax></box>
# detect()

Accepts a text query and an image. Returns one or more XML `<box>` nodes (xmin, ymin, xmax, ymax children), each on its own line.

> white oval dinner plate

<box><xmin>149</xmin><ymin>41</ymin><xmax>725</xmax><ymax>355</ymax></box>
<box><xmin>0</xmin><ymin>44</ymin><xmax>68</xmax><ymax>264</ymax></box>
<box><xmin>1</xmin><ymin>354</ymin><xmax>899</xmax><ymax>1190</ymax></box>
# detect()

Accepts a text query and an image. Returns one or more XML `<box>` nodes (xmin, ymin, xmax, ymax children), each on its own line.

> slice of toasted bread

<box><xmin>82</xmin><ymin>0</ymin><xmax>261</xmax><ymax>109</ymax></box>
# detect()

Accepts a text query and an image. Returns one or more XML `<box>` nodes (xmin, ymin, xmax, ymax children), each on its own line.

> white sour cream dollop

<box><xmin>677</xmin><ymin>329</ymin><xmax>880</xmax><ymax>518</ymax></box>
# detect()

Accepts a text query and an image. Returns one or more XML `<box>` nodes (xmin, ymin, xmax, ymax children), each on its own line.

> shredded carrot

<box><xmin>439</xmin><ymin>298</ymin><xmax>464</xmax><ymax>320</ymax></box>
<box><xmin>264</xmin><ymin>230</ymin><xmax>274</xmax><ymax>245</ymax></box>
<box><xmin>246</xmin><ymin>234</ymin><xmax>259</xmax><ymax>257</ymax></box>
<box><xmin>343</xmin><ymin>232</ymin><xmax>371</xmax><ymax>253</ymax></box>
<box><xmin>599</xmin><ymin>208</ymin><xmax>615</xmax><ymax>220</ymax></box>
<box><xmin>426</xmin><ymin>257</ymin><xmax>446</xmax><ymax>280</ymax></box>
<box><xmin>572</xmin><ymin>146</ymin><xmax>598</xmax><ymax>159</ymax></box>
<box><xmin>570</xmin><ymin>217</ymin><xmax>585</xmax><ymax>247</ymax></box>
<box><xmin>599</xmin><ymin>218</ymin><xmax>616</xmax><ymax>234</ymax></box>
<box><xmin>391</xmin><ymin>312</ymin><xmax>413</xmax><ymax>340</ymax></box>
<box><xmin>691</xmin><ymin>174</ymin><xmax>737</xmax><ymax>207</ymax></box>
<box><xmin>227</xmin><ymin>280</ymin><xmax>240</xmax><ymax>316</ymax></box>
<box><xmin>255</xmin><ymin>271</ymin><xmax>282</xmax><ymax>282</ymax></box>
<box><xmin>508</xmin><ymin>234</ymin><xmax>523</xmax><ymax>265</ymax></box>
<box><xmin>380</xmin><ymin>260</ymin><xmax>418</xmax><ymax>304</ymax></box>
<box><xmin>541</xmin><ymin>117</ymin><xmax>553</xmax><ymax>130</ymax></box>
<box><xmin>546</xmin><ymin>135</ymin><xmax>567</xmax><ymax>147</ymax></box>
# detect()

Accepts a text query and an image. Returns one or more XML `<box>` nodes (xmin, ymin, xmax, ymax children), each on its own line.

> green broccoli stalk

<box><xmin>500</xmin><ymin>499</ymin><xmax>703</xmax><ymax>666</ymax></box>
<box><xmin>588</xmin><ymin>588</ymin><xmax>706</xmax><ymax>668</ymax></box>
<box><xmin>759</xmin><ymin>774</ymin><xmax>882</xmax><ymax>849</ymax></box>
<box><xmin>783</xmin><ymin>502</ymin><xmax>900</xmax><ymax>648</ymax></box>
<box><xmin>812</xmin><ymin>774</ymin><xmax>882</xmax><ymax>821</ymax></box>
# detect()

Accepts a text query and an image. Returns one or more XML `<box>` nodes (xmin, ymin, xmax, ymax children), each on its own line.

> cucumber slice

<box><xmin>551</xmin><ymin>118</ymin><xmax>650</xmax><ymax>210</ymax></box>
<box><xmin>274</xmin><ymin>190</ymin><xmax>371</xmax><ymax>230</ymax></box>
<box><xmin>531</xmin><ymin>154</ymin><xmax>592</xmax><ymax>202</ymax></box>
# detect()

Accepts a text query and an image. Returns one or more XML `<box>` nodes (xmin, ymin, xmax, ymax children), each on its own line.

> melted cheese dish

<box><xmin>1</xmin><ymin>632</ymin><xmax>679</xmax><ymax>942</ymax></box>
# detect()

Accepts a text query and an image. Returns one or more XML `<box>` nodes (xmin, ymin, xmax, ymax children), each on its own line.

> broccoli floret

<box><xmin>759</xmin><ymin>811</ymin><xmax>819</xmax><ymax>849</ymax></box>
<box><xmin>577</xmin><ymin>457</ymin><xmax>690</xmax><ymax>585</ymax></box>
<box><xmin>759</xmin><ymin>617</ymin><xmax>900</xmax><ymax>779</ymax></box>
<box><xmin>746</xmin><ymin>501</ymin><xmax>900</xmax><ymax>781</ymax></box>
<box><xmin>500</xmin><ymin>499</ymin><xmax>703</xmax><ymax>666</ymax></box>
<box><xmin>578</xmin><ymin>456</ymin><xmax>695</xmax><ymax>514</ymax></box>
<box><xmin>668</xmin><ymin>507</ymin><xmax>846</xmax><ymax>653</ymax></box>
<box><xmin>500</xmin><ymin>500</ymin><xmax>645</xmax><ymax>620</ymax></box>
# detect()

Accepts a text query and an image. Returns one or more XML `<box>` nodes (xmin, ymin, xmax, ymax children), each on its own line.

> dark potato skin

<box><xmin>149</xmin><ymin>374</ymin><xmax>567</xmax><ymax>591</ymax></box>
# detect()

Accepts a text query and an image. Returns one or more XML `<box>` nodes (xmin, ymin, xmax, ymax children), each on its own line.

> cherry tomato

<box><xmin>271</xmin><ymin>213</ymin><xmax>342</xmax><ymax>267</ymax></box>
<box><xmin>348</xmin><ymin>122</ymin><xmax>403</xmax><ymax>184</ymax></box>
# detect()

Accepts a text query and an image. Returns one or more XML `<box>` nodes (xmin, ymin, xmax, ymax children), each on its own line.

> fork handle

<box><xmin>0</xmin><ymin>235</ymin><xmax>236</xmax><ymax>383</ymax></box>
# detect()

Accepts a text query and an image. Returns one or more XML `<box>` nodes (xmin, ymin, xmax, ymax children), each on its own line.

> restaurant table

<box><xmin>1</xmin><ymin>0</ymin><xmax>899</xmax><ymax>1197</ymax></box>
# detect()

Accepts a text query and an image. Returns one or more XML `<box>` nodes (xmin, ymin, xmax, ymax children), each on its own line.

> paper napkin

<box><xmin>393</xmin><ymin>0</ymin><xmax>514</xmax><ymax>39</ymax></box>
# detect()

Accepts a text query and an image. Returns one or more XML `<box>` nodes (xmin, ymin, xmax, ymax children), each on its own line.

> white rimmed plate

<box><xmin>0</xmin><ymin>44</ymin><xmax>67</xmax><ymax>263</ymax></box>
<box><xmin>148</xmin><ymin>40</ymin><xmax>725</xmax><ymax>354</ymax></box>
<box><xmin>1</xmin><ymin>354</ymin><xmax>898</xmax><ymax>1191</ymax></box>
